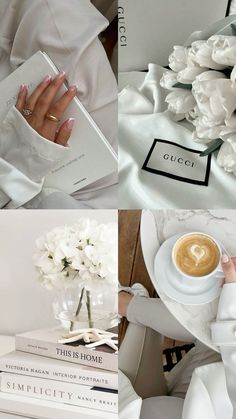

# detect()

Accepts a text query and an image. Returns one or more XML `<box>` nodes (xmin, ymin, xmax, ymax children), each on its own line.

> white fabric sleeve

<box><xmin>92</xmin><ymin>0</ymin><xmax>117</xmax><ymax>22</ymax></box>
<box><xmin>211</xmin><ymin>283</ymin><xmax>236</xmax><ymax>418</ymax></box>
<box><xmin>182</xmin><ymin>363</ymin><xmax>231</xmax><ymax>419</ymax></box>
<box><xmin>127</xmin><ymin>296</ymin><xmax>194</xmax><ymax>342</ymax></box>
<box><xmin>0</xmin><ymin>0</ymin><xmax>117</xmax><ymax>208</ymax></box>
<box><xmin>0</xmin><ymin>106</ymin><xmax>68</xmax><ymax>208</ymax></box>
<box><xmin>8</xmin><ymin>0</ymin><xmax>117</xmax><ymax>151</ymax></box>
<box><xmin>182</xmin><ymin>285</ymin><xmax>236</xmax><ymax>419</ymax></box>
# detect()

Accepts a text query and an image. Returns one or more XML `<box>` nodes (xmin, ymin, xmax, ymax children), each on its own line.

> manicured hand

<box><xmin>221</xmin><ymin>255</ymin><xmax>236</xmax><ymax>284</ymax></box>
<box><xmin>16</xmin><ymin>73</ymin><xmax>77</xmax><ymax>146</ymax></box>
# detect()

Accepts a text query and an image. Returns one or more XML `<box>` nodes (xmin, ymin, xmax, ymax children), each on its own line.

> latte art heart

<box><xmin>174</xmin><ymin>234</ymin><xmax>220</xmax><ymax>277</ymax></box>
<box><xmin>190</xmin><ymin>244</ymin><xmax>206</xmax><ymax>265</ymax></box>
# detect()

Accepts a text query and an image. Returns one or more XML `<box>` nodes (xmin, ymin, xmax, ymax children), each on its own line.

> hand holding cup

<box><xmin>221</xmin><ymin>255</ymin><xmax>236</xmax><ymax>284</ymax></box>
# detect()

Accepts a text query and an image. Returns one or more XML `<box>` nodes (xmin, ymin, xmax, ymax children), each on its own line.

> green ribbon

<box><xmin>200</xmin><ymin>138</ymin><xmax>224</xmax><ymax>157</ymax></box>
<box><xmin>173</xmin><ymin>82</ymin><xmax>192</xmax><ymax>90</ymax></box>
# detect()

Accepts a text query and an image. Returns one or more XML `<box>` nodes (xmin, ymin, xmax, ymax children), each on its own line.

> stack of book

<box><xmin>0</xmin><ymin>327</ymin><xmax>118</xmax><ymax>419</ymax></box>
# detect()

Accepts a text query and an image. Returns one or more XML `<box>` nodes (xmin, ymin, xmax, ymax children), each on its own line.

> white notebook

<box><xmin>0</xmin><ymin>51</ymin><xmax>117</xmax><ymax>193</ymax></box>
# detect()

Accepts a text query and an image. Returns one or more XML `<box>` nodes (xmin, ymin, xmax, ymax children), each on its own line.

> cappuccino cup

<box><xmin>172</xmin><ymin>232</ymin><xmax>222</xmax><ymax>279</ymax></box>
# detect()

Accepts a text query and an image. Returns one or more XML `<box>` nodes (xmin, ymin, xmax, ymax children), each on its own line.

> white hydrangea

<box><xmin>33</xmin><ymin>219</ymin><xmax>118</xmax><ymax>290</ymax></box>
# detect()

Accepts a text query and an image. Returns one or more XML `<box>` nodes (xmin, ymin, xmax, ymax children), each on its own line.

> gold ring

<box><xmin>46</xmin><ymin>112</ymin><xmax>60</xmax><ymax>123</ymax></box>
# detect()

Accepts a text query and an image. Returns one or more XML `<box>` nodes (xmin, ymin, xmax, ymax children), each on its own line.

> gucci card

<box><xmin>142</xmin><ymin>139</ymin><xmax>212</xmax><ymax>186</ymax></box>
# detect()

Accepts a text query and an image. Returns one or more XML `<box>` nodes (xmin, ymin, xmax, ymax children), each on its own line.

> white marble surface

<box><xmin>140</xmin><ymin>209</ymin><xmax>236</xmax><ymax>351</ymax></box>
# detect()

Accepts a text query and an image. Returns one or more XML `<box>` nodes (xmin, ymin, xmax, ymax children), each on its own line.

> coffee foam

<box><xmin>174</xmin><ymin>234</ymin><xmax>220</xmax><ymax>277</ymax></box>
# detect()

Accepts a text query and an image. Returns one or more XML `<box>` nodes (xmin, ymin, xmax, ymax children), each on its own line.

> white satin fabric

<box><xmin>119</xmin><ymin>64</ymin><xmax>236</xmax><ymax>208</ymax></box>
<box><xmin>0</xmin><ymin>0</ymin><xmax>118</xmax><ymax>209</ymax></box>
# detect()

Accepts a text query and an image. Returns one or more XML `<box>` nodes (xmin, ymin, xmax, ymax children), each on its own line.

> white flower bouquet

<box><xmin>160</xmin><ymin>15</ymin><xmax>236</xmax><ymax>175</ymax></box>
<box><xmin>33</xmin><ymin>218</ymin><xmax>118</xmax><ymax>329</ymax></box>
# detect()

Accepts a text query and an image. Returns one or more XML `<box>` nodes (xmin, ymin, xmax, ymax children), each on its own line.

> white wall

<box><xmin>119</xmin><ymin>0</ymin><xmax>229</xmax><ymax>71</ymax></box>
<box><xmin>0</xmin><ymin>210</ymin><xmax>117</xmax><ymax>335</ymax></box>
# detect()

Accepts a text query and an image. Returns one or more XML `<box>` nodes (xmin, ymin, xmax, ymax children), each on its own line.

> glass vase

<box><xmin>52</xmin><ymin>280</ymin><xmax>117</xmax><ymax>331</ymax></box>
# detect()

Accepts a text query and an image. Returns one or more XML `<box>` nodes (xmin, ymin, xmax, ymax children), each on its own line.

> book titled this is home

<box><xmin>15</xmin><ymin>328</ymin><xmax>118</xmax><ymax>372</ymax></box>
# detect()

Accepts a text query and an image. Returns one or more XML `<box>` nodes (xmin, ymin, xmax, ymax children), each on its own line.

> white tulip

<box><xmin>208</xmin><ymin>35</ymin><xmax>236</xmax><ymax>66</ymax></box>
<box><xmin>192</xmin><ymin>120</ymin><xmax>223</xmax><ymax>143</ymax></box>
<box><xmin>165</xmin><ymin>89</ymin><xmax>196</xmax><ymax>114</ymax></box>
<box><xmin>168</xmin><ymin>111</ymin><xmax>186</xmax><ymax>122</ymax></box>
<box><xmin>195</xmin><ymin>70</ymin><xmax>227</xmax><ymax>82</ymax></box>
<box><xmin>160</xmin><ymin>70</ymin><xmax>178</xmax><ymax>90</ymax></box>
<box><xmin>192</xmin><ymin>78</ymin><xmax>236</xmax><ymax>124</ymax></box>
<box><xmin>190</xmin><ymin>108</ymin><xmax>225</xmax><ymax>139</ymax></box>
<box><xmin>188</xmin><ymin>40</ymin><xmax>226</xmax><ymax>70</ymax></box>
<box><xmin>169</xmin><ymin>46</ymin><xmax>188</xmax><ymax>72</ymax></box>
<box><xmin>217</xmin><ymin>137</ymin><xmax>236</xmax><ymax>175</ymax></box>
<box><xmin>220</xmin><ymin>115</ymin><xmax>236</xmax><ymax>136</ymax></box>
<box><xmin>177</xmin><ymin>65</ymin><xmax>208</xmax><ymax>84</ymax></box>
<box><xmin>186</xmin><ymin>106</ymin><xmax>200</xmax><ymax>121</ymax></box>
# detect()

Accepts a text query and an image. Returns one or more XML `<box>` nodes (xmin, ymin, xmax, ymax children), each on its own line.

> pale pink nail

<box><xmin>20</xmin><ymin>84</ymin><xmax>26</xmax><ymax>92</ymax></box>
<box><xmin>66</xmin><ymin>118</ymin><xmax>75</xmax><ymax>130</ymax></box>
<box><xmin>42</xmin><ymin>75</ymin><xmax>52</xmax><ymax>84</ymax></box>
<box><xmin>69</xmin><ymin>85</ymin><xmax>78</xmax><ymax>93</ymax></box>
<box><xmin>57</xmin><ymin>71</ymin><xmax>66</xmax><ymax>80</ymax></box>
<box><xmin>222</xmin><ymin>254</ymin><xmax>229</xmax><ymax>264</ymax></box>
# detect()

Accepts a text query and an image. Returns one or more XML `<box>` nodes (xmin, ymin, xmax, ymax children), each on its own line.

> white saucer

<box><xmin>154</xmin><ymin>233</ymin><xmax>224</xmax><ymax>305</ymax></box>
